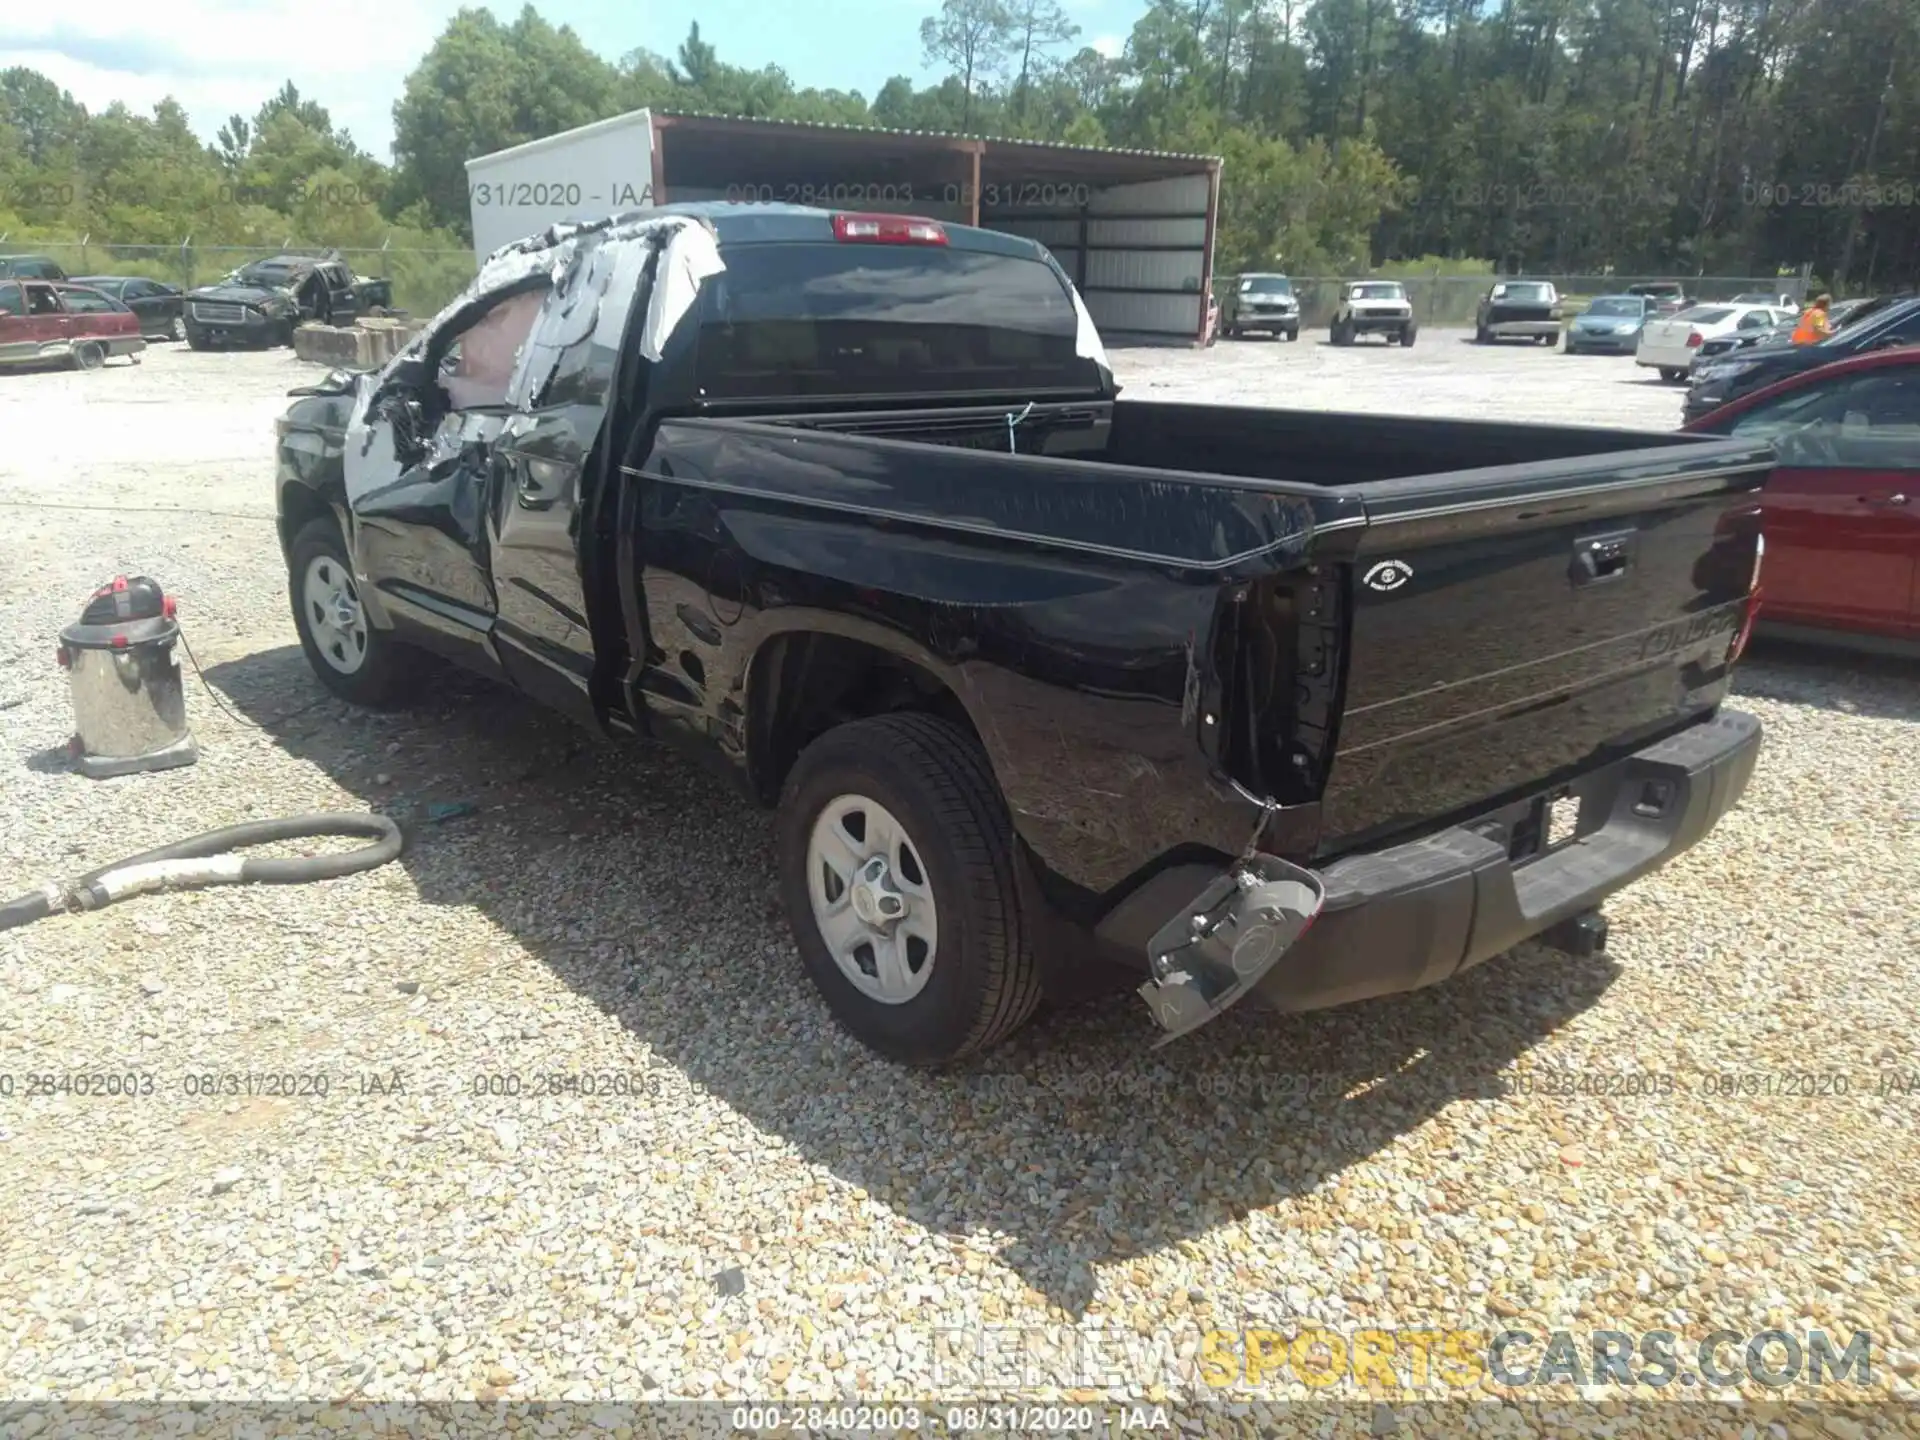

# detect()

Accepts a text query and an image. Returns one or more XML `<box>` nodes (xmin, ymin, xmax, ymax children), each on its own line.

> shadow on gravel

<box><xmin>210</xmin><ymin>643</ymin><xmax>1625</xmax><ymax>1316</ymax></box>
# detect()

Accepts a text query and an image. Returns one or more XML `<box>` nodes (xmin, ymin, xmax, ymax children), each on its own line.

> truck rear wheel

<box><xmin>288</xmin><ymin>518</ymin><xmax>416</xmax><ymax>708</ymax></box>
<box><xmin>777</xmin><ymin>713</ymin><xmax>1043</xmax><ymax>1066</ymax></box>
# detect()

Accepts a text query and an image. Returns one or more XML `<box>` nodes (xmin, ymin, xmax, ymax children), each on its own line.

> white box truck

<box><xmin>466</xmin><ymin>110</ymin><xmax>659</xmax><ymax>261</ymax></box>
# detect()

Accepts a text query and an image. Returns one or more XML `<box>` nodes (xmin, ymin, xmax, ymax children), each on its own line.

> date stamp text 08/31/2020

<box><xmin>466</xmin><ymin>181</ymin><xmax>1099</xmax><ymax>210</ymax></box>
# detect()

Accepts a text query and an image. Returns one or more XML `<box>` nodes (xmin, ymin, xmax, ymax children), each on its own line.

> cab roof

<box><xmin>643</xmin><ymin>201</ymin><xmax>1051</xmax><ymax>261</ymax></box>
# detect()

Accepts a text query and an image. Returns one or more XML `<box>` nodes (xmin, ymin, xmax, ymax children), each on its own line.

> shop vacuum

<box><xmin>56</xmin><ymin>575</ymin><xmax>198</xmax><ymax>778</ymax></box>
<box><xmin>0</xmin><ymin>576</ymin><xmax>405</xmax><ymax>933</ymax></box>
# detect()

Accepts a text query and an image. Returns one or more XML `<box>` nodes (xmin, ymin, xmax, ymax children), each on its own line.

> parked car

<box><xmin>1684</xmin><ymin>346</ymin><xmax>1920</xmax><ymax>651</ymax></box>
<box><xmin>185</xmin><ymin>252</ymin><xmax>394</xmax><ymax>350</ymax></box>
<box><xmin>1563</xmin><ymin>294</ymin><xmax>1655</xmax><ymax>355</ymax></box>
<box><xmin>272</xmin><ymin>203</ymin><xmax>1766</xmax><ymax>1065</ymax></box>
<box><xmin>1222</xmin><ymin>273</ymin><xmax>1300</xmax><ymax>340</ymax></box>
<box><xmin>1684</xmin><ymin>296</ymin><xmax>1920</xmax><ymax>423</ymax></box>
<box><xmin>71</xmin><ymin>275</ymin><xmax>185</xmax><ymax>342</ymax></box>
<box><xmin>1638</xmin><ymin>303</ymin><xmax>1797</xmax><ymax>382</ymax></box>
<box><xmin>0</xmin><ymin>255</ymin><xmax>68</xmax><ymax>282</ymax></box>
<box><xmin>1692</xmin><ymin>294</ymin><xmax>1896</xmax><ymax>372</ymax></box>
<box><xmin>0</xmin><ymin>280</ymin><xmax>146</xmax><ymax>370</ymax></box>
<box><xmin>1474</xmin><ymin>280</ymin><xmax>1562</xmax><ymax>345</ymax></box>
<box><xmin>1330</xmin><ymin>280</ymin><xmax>1416</xmax><ymax>345</ymax></box>
<box><xmin>1626</xmin><ymin>281</ymin><xmax>1690</xmax><ymax>316</ymax></box>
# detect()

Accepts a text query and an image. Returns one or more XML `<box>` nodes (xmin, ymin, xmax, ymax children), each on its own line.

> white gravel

<box><xmin>1</xmin><ymin>338</ymin><xmax>1917</xmax><ymax>1425</ymax></box>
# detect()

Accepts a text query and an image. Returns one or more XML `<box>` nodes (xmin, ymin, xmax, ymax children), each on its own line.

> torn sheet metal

<box><xmin>1068</xmin><ymin>281</ymin><xmax>1111</xmax><ymax>370</ymax></box>
<box><xmin>343</xmin><ymin>212</ymin><xmax>723</xmax><ymax>508</ymax></box>
<box><xmin>638</xmin><ymin>224</ymin><xmax>726</xmax><ymax>361</ymax></box>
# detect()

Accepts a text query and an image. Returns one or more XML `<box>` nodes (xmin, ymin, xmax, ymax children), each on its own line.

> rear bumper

<box><xmin>1098</xmin><ymin>710</ymin><xmax>1762</xmax><ymax>1030</ymax></box>
<box><xmin>1250</xmin><ymin>708</ymin><xmax>1760</xmax><ymax>1012</ymax></box>
<box><xmin>1485</xmin><ymin>318</ymin><xmax>1561</xmax><ymax>338</ymax></box>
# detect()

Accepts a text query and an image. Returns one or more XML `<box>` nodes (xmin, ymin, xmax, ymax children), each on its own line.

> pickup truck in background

<box><xmin>186</xmin><ymin>252</ymin><xmax>393</xmax><ymax>350</ymax></box>
<box><xmin>274</xmin><ymin>204</ymin><xmax>1768</xmax><ymax>1066</ymax></box>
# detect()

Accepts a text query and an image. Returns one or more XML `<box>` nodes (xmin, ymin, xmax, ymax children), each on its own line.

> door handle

<box><xmin>1861</xmin><ymin>493</ymin><xmax>1910</xmax><ymax>506</ymax></box>
<box><xmin>1571</xmin><ymin>530</ymin><xmax>1637</xmax><ymax>586</ymax></box>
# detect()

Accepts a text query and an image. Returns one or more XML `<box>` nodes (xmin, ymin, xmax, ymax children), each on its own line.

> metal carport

<box><xmin>468</xmin><ymin>111</ymin><xmax>1221</xmax><ymax>347</ymax></box>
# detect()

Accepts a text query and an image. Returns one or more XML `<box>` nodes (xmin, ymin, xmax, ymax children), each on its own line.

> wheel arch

<box><xmin>742</xmin><ymin>620</ymin><xmax>988</xmax><ymax>809</ymax></box>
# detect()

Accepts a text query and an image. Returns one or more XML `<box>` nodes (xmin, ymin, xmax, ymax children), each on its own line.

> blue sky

<box><xmin>1</xmin><ymin>0</ymin><xmax>1133</xmax><ymax>162</ymax></box>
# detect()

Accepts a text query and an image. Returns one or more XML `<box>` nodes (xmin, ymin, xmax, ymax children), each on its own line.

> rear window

<box><xmin>691</xmin><ymin>243</ymin><xmax>1100</xmax><ymax>401</ymax></box>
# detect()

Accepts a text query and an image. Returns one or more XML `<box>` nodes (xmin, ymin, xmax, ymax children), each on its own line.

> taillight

<box><xmin>1727</xmin><ymin>533</ymin><xmax>1765</xmax><ymax>665</ymax></box>
<box><xmin>1685</xmin><ymin>331</ymin><xmax>1704</xmax><ymax>347</ymax></box>
<box><xmin>831</xmin><ymin>213</ymin><xmax>947</xmax><ymax>245</ymax></box>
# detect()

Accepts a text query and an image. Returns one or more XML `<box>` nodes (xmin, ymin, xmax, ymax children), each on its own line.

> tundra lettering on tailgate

<box><xmin>1635</xmin><ymin>599</ymin><xmax>1744</xmax><ymax>662</ymax></box>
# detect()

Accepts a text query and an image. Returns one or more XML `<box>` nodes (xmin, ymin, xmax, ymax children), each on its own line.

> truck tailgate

<box><xmin>1313</xmin><ymin>439</ymin><xmax>1770</xmax><ymax>855</ymax></box>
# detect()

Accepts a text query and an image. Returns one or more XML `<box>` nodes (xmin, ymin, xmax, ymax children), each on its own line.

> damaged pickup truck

<box><xmin>187</xmin><ymin>251</ymin><xmax>392</xmax><ymax>350</ymax></box>
<box><xmin>274</xmin><ymin>204</ymin><xmax>1768</xmax><ymax>1065</ymax></box>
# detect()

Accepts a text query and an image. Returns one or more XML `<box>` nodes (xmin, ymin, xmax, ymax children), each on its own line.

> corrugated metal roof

<box><xmin>655</xmin><ymin>110</ymin><xmax>1220</xmax><ymax>164</ymax></box>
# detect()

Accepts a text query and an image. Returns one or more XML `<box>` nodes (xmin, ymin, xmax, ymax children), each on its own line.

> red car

<box><xmin>1684</xmin><ymin>346</ymin><xmax>1920</xmax><ymax>650</ymax></box>
<box><xmin>0</xmin><ymin>279</ymin><xmax>147</xmax><ymax>371</ymax></box>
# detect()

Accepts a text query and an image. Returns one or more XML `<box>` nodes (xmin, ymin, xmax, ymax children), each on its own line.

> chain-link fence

<box><xmin>2</xmin><ymin>240</ymin><xmax>480</xmax><ymax>318</ymax></box>
<box><xmin>12</xmin><ymin>238</ymin><xmax>1814</xmax><ymax>337</ymax></box>
<box><xmin>1219</xmin><ymin>272</ymin><xmax>1813</xmax><ymax>329</ymax></box>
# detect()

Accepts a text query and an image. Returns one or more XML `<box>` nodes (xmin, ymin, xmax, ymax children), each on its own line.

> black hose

<box><xmin>0</xmin><ymin>812</ymin><xmax>405</xmax><ymax>933</ymax></box>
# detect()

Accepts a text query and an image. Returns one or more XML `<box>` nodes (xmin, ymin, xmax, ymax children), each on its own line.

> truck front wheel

<box><xmin>288</xmin><ymin>518</ymin><xmax>416</xmax><ymax>708</ymax></box>
<box><xmin>777</xmin><ymin>713</ymin><xmax>1044</xmax><ymax>1066</ymax></box>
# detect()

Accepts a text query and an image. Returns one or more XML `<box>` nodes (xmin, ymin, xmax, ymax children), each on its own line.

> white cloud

<box><xmin>1091</xmin><ymin>34</ymin><xmax>1124</xmax><ymax>58</ymax></box>
<box><xmin>1</xmin><ymin>0</ymin><xmax>461</xmax><ymax>160</ymax></box>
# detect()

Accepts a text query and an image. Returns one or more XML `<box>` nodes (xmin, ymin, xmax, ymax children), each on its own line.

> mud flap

<box><xmin>1138</xmin><ymin>854</ymin><xmax>1327</xmax><ymax>1046</ymax></box>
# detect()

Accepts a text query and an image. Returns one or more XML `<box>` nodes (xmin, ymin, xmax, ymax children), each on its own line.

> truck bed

<box><xmin>634</xmin><ymin>398</ymin><xmax>1770</xmax><ymax>873</ymax></box>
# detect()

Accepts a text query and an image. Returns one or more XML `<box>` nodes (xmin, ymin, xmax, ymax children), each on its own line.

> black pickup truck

<box><xmin>187</xmin><ymin>252</ymin><xmax>393</xmax><ymax>349</ymax></box>
<box><xmin>274</xmin><ymin>204</ymin><xmax>1768</xmax><ymax>1065</ymax></box>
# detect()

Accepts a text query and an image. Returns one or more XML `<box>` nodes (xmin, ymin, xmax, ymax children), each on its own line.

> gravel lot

<box><xmin>1</xmin><ymin>336</ymin><xmax>1917</xmax><ymax>1428</ymax></box>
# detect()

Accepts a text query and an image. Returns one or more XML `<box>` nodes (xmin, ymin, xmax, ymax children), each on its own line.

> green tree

<box><xmin>390</xmin><ymin>6</ymin><xmax>623</xmax><ymax>236</ymax></box>
<box><xmin>920</xmin><ymin>0</ymin><xmax>1015</xmax><ymax>129</ymax></box>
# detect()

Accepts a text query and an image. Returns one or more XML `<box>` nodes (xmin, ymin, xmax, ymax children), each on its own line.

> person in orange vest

<box><xmin>1791</xmin><ymin>293</ymin><xmax>1834</xmax><ymax>344</ymax></box>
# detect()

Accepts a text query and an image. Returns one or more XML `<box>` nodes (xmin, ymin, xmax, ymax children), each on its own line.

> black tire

<box><xmin>185</xmin><ymin>324</ymin><xmax>210</xmax><ymax>351</ymax></box>
<box><xmin>71</xmin><ymin>341</ymin><xmax>105</xmax><ymax>372</ymax></box>
<box><xmin>1536</xmin><ymin>333</ymin><xmax>1554</xmax><ymax>346</ymax></box>
<box><xmin>288</xmin><ymin>517</ymin><xmax>416</xmax><ymax>708</ymax></box>
<box><xmin>776</xmin><ymin>713</ymin><xmax>1043</xmax><ymax>1066</ymax></box>
<box><xmin>1284</xmin><ymin>326</ymin><xmax>1299</xmax><ymax>341</ymax></box>
<box><xmin>1400</xmin><ymin>323</ymin><xmax>1417</xmax><ymax>348</ymax></box>
<box><xmin>1659</xmin><ymin>367</ymin><xmax>1686</xmax><ymax>383</ymax></box>
<box><xmin>165</xmin><ymin>315</ymin><xmax>184</xmax><ymax>342</ymax></box>
<box><xmin>1331</xmin><ymin>319</ymin><xmax>1350</xmax><ymax>345</ymax></box>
